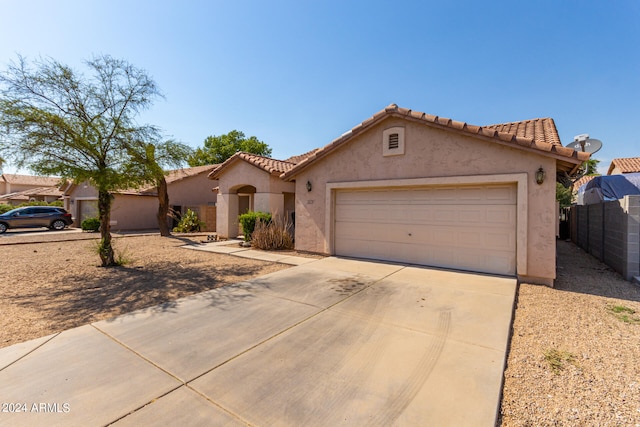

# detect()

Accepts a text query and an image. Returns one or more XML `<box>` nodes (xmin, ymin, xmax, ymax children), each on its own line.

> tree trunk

<box><xmin>98</xmin><ymin>189</ymin><xmax>116</xmax><ymax>266</ymax></box>
<box><xmin>157</xmin><ymin>176</ymin><xmax>171</xmax><ymax>237</ymax></box>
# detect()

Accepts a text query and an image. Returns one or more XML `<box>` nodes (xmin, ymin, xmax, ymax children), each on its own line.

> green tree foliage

<box><xmin>238</xmin><ymin>211</ymin><xmax>272</xmax><ymax>241</ymax></box>
<box><xmin>584</xmin><ymin>158</ymin><xmax>600</xmax><ymax>175</ymax></box>
<box><xmin>173</xmin><ymin>208</ymin><xmax>204</xmax><ymax>233</ymax></box>
<box><xmin>123</xmin><ymin>139</ymin><xmax>193</xmax><ymax>236</ymax></box>
<box><xmin>0</xmin><ymin>55</ymin><xmax>162</xmax><ymax>266</ymax></box>
<box><xmin>555</xmin><ymin>158</ymin><xmax>601</xmax><ymax>207</ymax></box>
<box><xmin>556</xmin><ymin>182</ymin><xmax>573</xmax><ymax>207</ymax></box>
<box><xmin>188</xmin><ymin>130</ymin><xmax>272</xmax><ymax>166</ymax></box>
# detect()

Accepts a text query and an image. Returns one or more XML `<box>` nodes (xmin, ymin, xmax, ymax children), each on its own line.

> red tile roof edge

<box><xmin>208</xmin><ymin>152</ymin><xmax>298</xmax><ymax>179</ymax></box>
<box><xmin>282</xmin><ymin>104</ymin><xmax>589</xmax><ymax>180</ymax></box>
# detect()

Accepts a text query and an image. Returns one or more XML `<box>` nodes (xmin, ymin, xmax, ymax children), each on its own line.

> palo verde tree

<box><xmin>123</xmin><ymin>138</ymin><xmax>193</xmax><ymax>236</ymax></box>
<box><xmin>0</xmin><ymin>55</ymin><xmax>163</xmax><ymax>266</ymax></box>
<box><xmin>188</xmin><ymin>130</ymin><xmax>272</xmax><ymax>166</ymax></box>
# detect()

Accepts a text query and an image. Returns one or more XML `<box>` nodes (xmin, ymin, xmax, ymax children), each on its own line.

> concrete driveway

<box><xmin>0</xmin><ymin>257</ymin><xmax>516</xmax><ymax>426</ymax></box>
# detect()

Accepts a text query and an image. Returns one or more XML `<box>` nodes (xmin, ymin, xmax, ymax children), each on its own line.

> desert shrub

<box><xmin>81</xmin><ymin>217</ymin><xmax>100</xmax><ymax>232</ymax></box>
<box><xmin>91</xmin><ymin>239</ymin><xmax>132</xmax><ymax>266</ymax></box>
<box><xmin>251</xmin><ymin>215</ymin><xmax>293</xmax><ymax>250</ymax></box>
<box><xmin>173</xmin><ymin>209</ymin><xmax>204</xmax><ymax>233</ymax></box>
<box><xmin>238</xmin><ymin>211</ymin><xmax>272</xmax><ymax>241</ymax></box>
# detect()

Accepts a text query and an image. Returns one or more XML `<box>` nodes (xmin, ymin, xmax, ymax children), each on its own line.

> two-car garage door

<box><xmin>334</xmin><ymin>184</ymin><xmax>517</xmax><ymax>276</ymax></box>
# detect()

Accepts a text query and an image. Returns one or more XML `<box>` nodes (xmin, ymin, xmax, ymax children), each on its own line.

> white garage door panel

<box><xmin>334</xmin><ymin>185</ymin><xmax>517</xmax><ymax>275</ymax></box>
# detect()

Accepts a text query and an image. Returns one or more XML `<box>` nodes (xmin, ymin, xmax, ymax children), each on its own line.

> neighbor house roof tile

<box><xmin>1</xmin><ymin>174</ymin><xmax>61</xmax><ymax>187</ymax></box>
<box><xmin>607</xmin><ymin>157</ymin><xmax>640</xmax><ymax>175</ymax></box>
<box><xmin>572</xmin><ymin>174</ymin><xmax>597</xmax><ymax>191</ymax></box>
<box><xmin>281</xmin><ymin>104</ymin><xmax>590</xmax><ymax>180</ymax></box>
<box><xmin>113</xmin><ymin>165</ymin><xmax>219</xmax><ymax>196</ymax></box>
<box><xmin>164</xmin><ymin>164</ymin><xmax>219</xmax><ymax>184</ymax></box>
<box><xmin>0</xmin><ymin>186</ymin><xmax>64</xmax><ymax>201</ymax></box>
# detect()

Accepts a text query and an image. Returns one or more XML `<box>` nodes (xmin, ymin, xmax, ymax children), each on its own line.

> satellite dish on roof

<box><xmin>565</xmin><ymin>134</ymin><xmax>603</xmax><ymax>154</ymax></box>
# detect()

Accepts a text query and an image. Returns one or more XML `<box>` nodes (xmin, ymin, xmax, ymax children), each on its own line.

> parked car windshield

<box><xmin>1</xmin><ymin>207</ymin><xmax>27</xmax><ymax>216</ymax></box>
<box><xmin>1</xmin><ymin>207</ymin><xmax>62</xmax><ymax>216</ymax></box>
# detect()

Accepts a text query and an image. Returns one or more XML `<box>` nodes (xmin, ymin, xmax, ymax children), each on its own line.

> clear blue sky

<box><xmin>1</xmin><ymin>0</ymin><xmax>639</xmax><ymax>174</ymax></box>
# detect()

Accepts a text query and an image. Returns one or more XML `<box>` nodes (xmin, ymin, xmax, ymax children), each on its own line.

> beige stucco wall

<box><xmin>609</xmin><ymin>166</ymin><xmax>622</xmax><ymax>175</ymax></box>
<box><xmin>65</xmin><ymin>174</ymin><xmax>217</xmax><ymax>231</ymax></box>
<box><xmin>292</xmin><ymin>117</ymin><xmax>558</xmax><ymax>285</ymax></box>
<box><xmin>110</xmin><ymin>194</ymin><xmax>158</xmax><ymax>230</ymax></box>
<box><xmin>168</xmin><ymin>175</ymin><xmax>218</xmax><ymax>206</ymax></box>
<box><xmin>215</xmin><ymin>160</ymin><xmax>296</xmax><ymax>238</ymax></box>
<box><xmin>64</xmin><ymin>183</ymin><xmax>99</xmax><ymax>226</ymax></box>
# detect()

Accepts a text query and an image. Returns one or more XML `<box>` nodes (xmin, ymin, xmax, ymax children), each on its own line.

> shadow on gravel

<box><xmin>555</xmin><ymin>240</ymin><xmax>640</xmax><ymax>303</ymax></box>
<box><xmin>5</xmin><ymin>260</ymin><xmax>271</xmax><ymax>331</ymax></box>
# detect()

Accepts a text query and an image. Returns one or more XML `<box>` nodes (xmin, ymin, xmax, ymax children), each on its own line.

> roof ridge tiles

<box><xmin>277</xmin><ymin>104</ymin><xmax>587</xmax><ymax>180</ymax></box>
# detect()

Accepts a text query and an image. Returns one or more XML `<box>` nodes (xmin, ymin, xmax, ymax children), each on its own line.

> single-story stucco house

<box><xmin>62</xmin><ymin>165</ymin><xmax>219</xmax><ymax>231</ymax></box>
<box><xmin>0</xmin><ymin>173</ymin><xmax>63</xmax><ymax>205</ymax></box>
<box><xmin>213</xmin><ymin>104</ymin><xmax>589</xmax><ymax>286</ymax></box>
<box><xmin>209</xmin><ymin>150</ymin><xmax>318</xmax><ymax>238</ymax></box>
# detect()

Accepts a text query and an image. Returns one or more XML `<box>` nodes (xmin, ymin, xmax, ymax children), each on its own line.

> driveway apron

<box><xmin>0</xmin><ymin>257</ymin><xmax>516</xmax><ymax>426</ymax></box>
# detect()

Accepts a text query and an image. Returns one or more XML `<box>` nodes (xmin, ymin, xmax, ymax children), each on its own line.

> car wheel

<box><xmin>51</xmin><ymin>220</ymin><xmax>66</xmax><ymax>231</ymax></box>
<box><xmin>0</xmin><ymin>223</ymin><xmax>7</xmax><ymax>234</ymax></box>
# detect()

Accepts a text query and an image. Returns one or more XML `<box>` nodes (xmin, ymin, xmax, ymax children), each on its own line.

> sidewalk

<box><xmin>0</xmin><ymin>255</ymin><xmax>515</xmax><ymax>426</ymax></box>
<box><xmin>182</xmin><ymin>239</ymin><xmax>320</xmax><ymax>266</ymax></box>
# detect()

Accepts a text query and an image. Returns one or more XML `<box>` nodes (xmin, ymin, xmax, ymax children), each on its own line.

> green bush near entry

<box><xmin>238</xmin><ymin>211</ymin><xmax>271</xmax><ymax>241</ymax></box>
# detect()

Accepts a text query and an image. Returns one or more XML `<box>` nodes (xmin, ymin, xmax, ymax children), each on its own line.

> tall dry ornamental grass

<box><xmin>251</xmin><ymin>215</ymin><xmax>294</xmax><ymax>250</ymax></box>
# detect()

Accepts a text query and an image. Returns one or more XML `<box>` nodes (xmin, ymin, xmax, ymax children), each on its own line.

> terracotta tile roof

<box><xmin>282</xmin><ymin>104</ymin><xmax>590</xmax><ymax>180</ymax></box>
<box><xmin>485</xmin><ymin>118</ymin><xmax>562</xmax><ymax>146</ymax></box>
<box><xmin>59</xmin><ymin>165</ymin><xmax>217</xmax><ymax>198</ymax></box>
<box><xmin>283</xmin><ymin>148</ymin><xmax>321</xmax><ymax>164</ymax></box>
<box><xmin>1</xmin><ymin>174</ymin><xmax>61</xmax><ymax>187</ymax></box>
<box><xmin>164</xmin><ymin>164</ymin><xmax>219</xmax><ymax>184</ymax></box>
<box><xmin>0</xmin><ymin>186</ymin><xmax>64</xmax><ymax>201</ymax></box>
<box><xmin>208</xmin><ymin>152</ymin><xmax>298</xmax><ymax>179</ymax></box>
<box><xmin>607</xmin><ymin>157</ymin><xmax>640</xmax><ymax>175</ymax></box>
<box><xmin>115</xmin><ymin>165</ymin><xmax>219</xmax><ymax>195</ymax></box>
<box><xmin>571</xmin><ymin>175</ymin><xmax>597</xmax><ymax>191</ymax></box>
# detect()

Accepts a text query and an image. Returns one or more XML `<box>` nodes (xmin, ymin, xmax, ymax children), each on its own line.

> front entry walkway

<box><xmin>0</xmin><ymin>256</ymin><xmax>516</xmax><ymax>426</ymax></box>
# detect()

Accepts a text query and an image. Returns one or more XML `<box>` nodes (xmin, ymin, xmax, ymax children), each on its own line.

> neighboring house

<box><xmin>570</xmin><ymin>174</ymin><xmax>597</xmax><ymax>203</ymax></box>
<box><xmin>0</xmin><ymin>174</ymin><xmax>62</xmax><ymax>205</ymax></box>
<box><xmin>607</xmin><ymin>157</ymin><xmax>640</xmax><ymax>175</ymax></box>
<box><xmin>62</xmin><ymin>165</ymin><xmax>219</xmax><ymax>231</ymax></box>
<box><xmin>209</xmin><ymin>150</ymin><xmax>318</xmax><ymax>237</ymax></box>
<box><xmin>212</xmin><ymin>104</ymin><xmax>587</xmax><ymax>286</ymax></box>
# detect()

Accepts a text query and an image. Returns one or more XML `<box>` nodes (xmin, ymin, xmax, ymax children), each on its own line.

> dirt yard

<box><xmin>1</xmin><ymin>232</ymin><xmax>639</xmax><ymax>425</ymax></box>
<box><xmin>500</xmin><ymin>241</ymin><xmax>640</xmax><ymax>426</ymax></box>
<box><xmin>0</xmin><ymin>233</ymin><xmax>290</xmax><ymax>348</ymax></box>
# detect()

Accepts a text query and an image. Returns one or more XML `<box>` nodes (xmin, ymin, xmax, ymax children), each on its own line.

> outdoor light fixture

<box><xmin>535</xmin><ymin>167</ymin><xmax>545</xmax><ymax>185</ymax></box>
<box><xmin>306</xmin><ymin>180</ymin><xmax>312</xmax><ymax>192</ymax></box>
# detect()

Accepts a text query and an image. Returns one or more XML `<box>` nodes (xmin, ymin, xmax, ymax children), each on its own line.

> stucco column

<box><xmin>217</xmin><ymin>193</ymin><xmax>239</xmax><ymax>238</ymax></box>
<box><xmin>254</xmin><ymin>193</ymin><xmax>285</xmax><ymax>219</ymax></box>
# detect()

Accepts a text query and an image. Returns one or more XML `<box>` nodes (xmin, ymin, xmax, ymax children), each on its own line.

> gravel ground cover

<box><xmin>500</xmin><ymin>240</ymin><xmax>640</xmax><ymax>426</ymax></box>
<box><xmin>0</xmin><ymin>231</ymin><xmax>291</xmax><ymax>348</ymax></box>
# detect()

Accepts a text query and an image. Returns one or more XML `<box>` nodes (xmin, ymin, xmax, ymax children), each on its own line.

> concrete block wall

<box><xmin>587</xmin><ymin>203</ymin><xmax>604</xmax><ymax>261</ymax></box>
<box><xmin>576</xmin><ymin>206</ymin><xmax>589</xmax><ymax>249</ymax></box>
<box><xmin>621</xmin><ymin>196</ymin><xmax>640</xmax><ymax>280</ymax></box>
<box><xmin>570</xmin><ymin>196</ymin><xmax>640</xmax><ymax>281</ymax></box>
<box><xmin>603</xmin><ymin>201</ymin><xmax>626</xmax><ymax>274</ymax></box>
